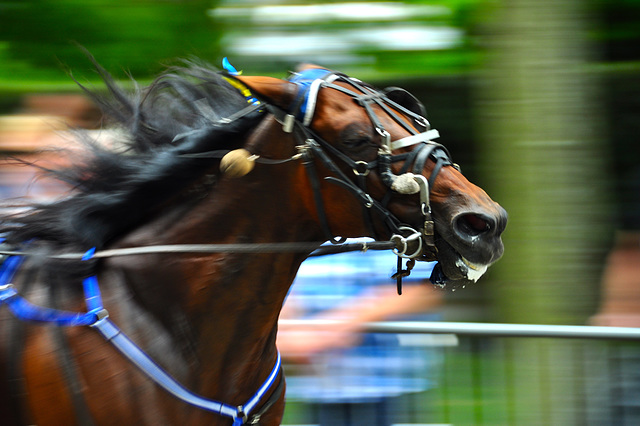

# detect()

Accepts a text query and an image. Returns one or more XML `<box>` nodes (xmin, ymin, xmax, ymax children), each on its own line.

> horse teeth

<box><xmin>456</xmin><ymin>256</ymin><xmax>488</xmax><ymax>282</ymax></box>
<box><xmin>461</xmin><ymin>257</ymin><xmax>481</xmax><ymax>270</ymax></box>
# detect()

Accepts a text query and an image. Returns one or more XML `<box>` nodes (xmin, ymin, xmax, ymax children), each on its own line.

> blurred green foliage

<box><xmin>0</xmin><ymin>0</ymin><xmax>638</xmax><ymax>86</ymax></box>
<box><xmin>0</xmin><ymin>0</ymin><xmax>220</xmax><ymax>83</ymax></box>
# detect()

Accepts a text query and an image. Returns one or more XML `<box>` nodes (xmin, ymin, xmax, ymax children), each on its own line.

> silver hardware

<box><xmin>413</xmin><ymin>175</ymin><xmax>431</xmax><ymax>215</ymax></box>
<box><xmin>416</xmin><ymin>116</ymin><xmax>430</xmax><ymax>129</ymax></box>
<box><xmin>95</xmin><ymin>309</ymin><xmax>109</xmax><ymax>321</ymax></box>
<box><xmin>376</xmin><ymin>128</ymin><xmax>391</xmax><ymax>146</ymax></box>
<box><xmin>353</xmin><ymin>161</ymin><xmax>370</xmax><ymax>176</ymax></box>
<box><xmin>282</xmin><ymin>114</ymin><xmax>295</xmax><ymax>133</ymax></box>
<box><xmin>363</xmin><ymin>194</ymin><xmax>374</xmax><ymax>209</ymax></box>
<box><xmin>378</xmin><ymin>146</ymin><xmax>392</xmax><ymax>156</ymax></box>
<box><xmin>237</xmin><ymin>405</ymin><xmax>248</xmax><ymax>424</ymax></box>
<box><xmin>391</xmin><ymin>227</ymin><xmax>424</xmax><ymax>259</ymax></box>
<box><xmin>89</xmin><ymin>309</ymin><xmax>110</xmax><ymax>328</ymax></box>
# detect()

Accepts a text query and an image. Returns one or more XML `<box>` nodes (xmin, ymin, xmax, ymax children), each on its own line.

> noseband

<box><xmin>259</xmin><ymin>68</ymin><xmax>456</xmax><ymax>261</ymax></box>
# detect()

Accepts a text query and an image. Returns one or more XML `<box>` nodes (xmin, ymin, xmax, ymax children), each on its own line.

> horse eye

<box><xmin>342</xmin><ymin>135</ymin><xmax>372</xmax><ymax>150</ymax></box>
<box><xmin>340</xmin><ymin>124</ymin><xmax>374</xmax><ymax>152</ymax></box>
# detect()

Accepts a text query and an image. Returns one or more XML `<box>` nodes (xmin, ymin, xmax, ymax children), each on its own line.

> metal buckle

<box><xmin>376</xmin><ymin>128</ymin><xmax>391</xmax><ymax>147</ymax></box>
<box><xmin>237</xmin><ymin>405</ymin><xmax>248</xmax><ymax>424</ymax></box>
<box><xmin>91</xmin><ymin>308</ymin><xmax>109</xmax><ymax>324</ymax></box>
<box><xmin>416</xmin><ymin>116</ymin><xmax>430</xmax><ymax>129</ymax></box>
<box><xmin>363</xmin><ymin>194</ymin><xmax>374</xmax><ymax>209</ymax></box>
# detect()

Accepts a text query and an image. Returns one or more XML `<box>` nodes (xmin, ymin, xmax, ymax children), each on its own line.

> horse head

<box><xmin>230</xmin><ymin>64</ymin><xmax>507</xmax><ymax>287</ymax></box>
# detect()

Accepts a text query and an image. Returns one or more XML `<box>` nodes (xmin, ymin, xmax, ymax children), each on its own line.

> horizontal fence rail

<box><xmin>279</xmin><ymin>320</ymin><xmax>640</xmax><ymax>426</ymax></box>
<box><xmin>279</xmin><ymin>320</ymin><xmax>640</xmax><ymax>340</ymax></box>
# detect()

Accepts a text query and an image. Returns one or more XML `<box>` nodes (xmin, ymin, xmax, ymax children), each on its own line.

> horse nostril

<box><xmin>455</xmin><ymin>213</ymin><xmax>493</xmax><ymax>237</ymax></box>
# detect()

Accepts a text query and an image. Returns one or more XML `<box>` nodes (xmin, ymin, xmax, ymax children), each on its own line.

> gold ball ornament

<box><xmin>219</xmin><ymin>149</ymin><xmax>256</xmax><ymax>178</ymax></box>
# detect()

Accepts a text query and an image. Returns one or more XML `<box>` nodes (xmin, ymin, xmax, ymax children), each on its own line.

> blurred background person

<box><xmin>278</xmin><ymin>240</ymin><xmax>445</xmax><ymax>426</ymax></box>
<box><xmin>590</xmin><ymin>168</ymin><xmax>640</xmax><ymax>425</ymax></box>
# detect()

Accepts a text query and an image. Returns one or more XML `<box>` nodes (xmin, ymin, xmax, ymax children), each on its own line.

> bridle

<box><xmin>253</xmin><ymin>67</ymin><xmax>457</xmax><ymax>261</ymax></box>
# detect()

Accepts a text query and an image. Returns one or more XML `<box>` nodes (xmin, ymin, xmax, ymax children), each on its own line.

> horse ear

<box><xmin>295</xmin><ymin>63</ymin><xmax>327</xmax><ymax>72</ymax></box>
<box><xmin>233</xmin><ymin>76</ymin><xmax>297</xmax><ymax>110</ymax></box>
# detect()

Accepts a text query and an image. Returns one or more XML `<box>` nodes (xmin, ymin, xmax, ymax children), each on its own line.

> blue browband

<box><xmin>0</xmin><ymin>243</ymin><xmax>281</xmax><ymax>425</ymax></box>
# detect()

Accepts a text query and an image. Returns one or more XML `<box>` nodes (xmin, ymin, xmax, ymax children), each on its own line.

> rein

<box><xmin>0</xmin><ymin>240</ymin><xmax>399</xmax><ymax>259</ymax></box>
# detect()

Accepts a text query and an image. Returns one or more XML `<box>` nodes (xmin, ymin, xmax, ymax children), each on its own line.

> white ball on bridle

<box><xmin>390</xmin><ymin>173</ymin><xmax>421</xmax><ymax>194</ymax></box>
<box><xmin>219</xmin><ymin>149</ymin><xmax>256</xmax><ymax>178</ymax></box>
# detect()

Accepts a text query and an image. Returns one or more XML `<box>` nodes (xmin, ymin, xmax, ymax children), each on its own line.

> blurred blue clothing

<box><xmin>284</xmin><ymin>240</ymin><xmax>441</xmax><ymax>404</ymax></box>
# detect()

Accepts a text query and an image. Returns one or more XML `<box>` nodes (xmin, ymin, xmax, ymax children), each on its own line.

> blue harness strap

<box><xmin>287</xmin><ymin>68</ymin><xmax>334</xmax><ymax>124</ymax></box>
<box><xmin>91</xmin><ymin>317</ymin><xmax>282</xmax><ymax>423</ymax></box>
<box><xmin>0</xmin><ymin>249</ymin><xmax>103</xmax><ymax>326</ymax></box>
<box><xmin>0</xmin><ymin>247</ymin><xmax>282</xmax><ymax>425</ymax></box>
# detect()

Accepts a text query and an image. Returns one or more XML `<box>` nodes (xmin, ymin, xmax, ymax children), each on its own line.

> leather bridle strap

<box><xmin>264</xmin><ymin>70</ymin><xmax>453</xmax><ymax>252</ymax></box>
<box><xmin>300</xmin><ymin>141</ymin><xmax>347</xmax><ymax>244</ymax></box>
<box><xmin>300</xmin><ymin>137</ymin><xmax>402</xmax><ymax>242</ymax></box>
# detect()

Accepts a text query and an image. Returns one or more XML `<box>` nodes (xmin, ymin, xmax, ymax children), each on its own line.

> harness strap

<box><xmin>304</xmin><ymin>139</ymin><xmax>404</xmax><ymax>240</ymax></box>
<box><xmin>301</xmin><ymin>144</ymin><xmax>347</xmax><ymax>244</ymax></box>
<box><xmin>48</xmin><ymin>280</ymin><xmax>96</xmax><ymax>426</ymax></box>
<box><xmin>5</xmin><ymin>260</ymin><xmax>34</xmax><ymax>426</ymax></box>
<box><xmin>0</xmin><ymin>248</ymin><xmax>283</xmax><ymax>425</ymax></box>
<box><xmin>245</xmin><ymin>368</ymin><xmax>285</xmax><ymax>424</ymax></box>
<box><xmin>325</xmin><ymin>176</ymin><xmax>400</xmax><ymax>236</ymax></box>
<box><xmin>91</xmin><ymin>317</ymin><xmax>283</xmax><ymax>424</ymax></box>
<box><xmin>411</xmin><ymin>145</ymin><xmax>437</xmax><ymax>175</ymax></box>
<box><xmin>392</xmin><ymin>130</ymin><xmax>440</xmax><ymax>150</ymax></box>
<box><xmin>355</xmin><ymin>172</ymin><xmax>378</xmax><ymax>240</ymax></box>
<box><xmin>428</xmin><ymin>148</ymin><xmax>454</xmax><ymax>189</ymax></box>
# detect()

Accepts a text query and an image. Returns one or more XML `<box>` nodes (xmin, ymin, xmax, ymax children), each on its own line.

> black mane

<box><xmin>0</xmin><ymin>60</ymin><xmax>264</xmax><ymax>250</ymax></box>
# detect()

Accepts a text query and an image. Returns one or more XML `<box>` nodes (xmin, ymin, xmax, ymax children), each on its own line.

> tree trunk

<box><xmin>474</xmin><ymin>1</ymin><xmax>611</xmax><ymax>424</ymax></box>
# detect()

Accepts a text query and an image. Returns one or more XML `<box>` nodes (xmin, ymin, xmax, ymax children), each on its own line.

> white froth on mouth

<box><xmin>455</xmin><ymin>256</ymin><xmax>488</xmax><ymax>282</ymax></box>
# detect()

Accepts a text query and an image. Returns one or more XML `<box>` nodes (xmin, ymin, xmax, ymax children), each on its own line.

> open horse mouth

<box><xmin>431</xmin><ymin>210</ymin><xmax>507</xmax><ymax>287</ymax></box>
<box><xmin>435</xmin><ymin>239</ymin><xmax>491</xmax><ymax>285</ymax></box>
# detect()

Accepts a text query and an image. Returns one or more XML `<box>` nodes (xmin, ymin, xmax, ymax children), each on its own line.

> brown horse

<box><xmin>0</xmin><ymin>60</ymin><xmax>506</xmax><ymax>425</ymax></box>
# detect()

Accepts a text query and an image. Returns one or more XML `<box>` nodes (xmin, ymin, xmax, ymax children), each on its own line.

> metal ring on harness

<box><xmin>391</xmin><ymin>227</ymin><xmax>424</xmax><ymax>259</ymax></box>
<box><xmin>353</xmin><ymin>161</ymin><xmax>370</xmax><ymax>176</ymax></box>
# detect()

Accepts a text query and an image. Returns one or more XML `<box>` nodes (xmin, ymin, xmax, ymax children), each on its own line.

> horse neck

<box><xmin>103</xmin><ymin>159</ymin><xmax>316</xmax><ymax>402</ymax></box>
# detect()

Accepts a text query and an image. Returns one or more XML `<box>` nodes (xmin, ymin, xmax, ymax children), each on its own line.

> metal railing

<box><xmin>280</xmin><ymin>321</ymin><xmax>640</xmax><ymax>426</ymax></box>
<box><xmin>280</xmin><ymin>320</ymin><xmax>640</xmax><ymax>340</ymax></box>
